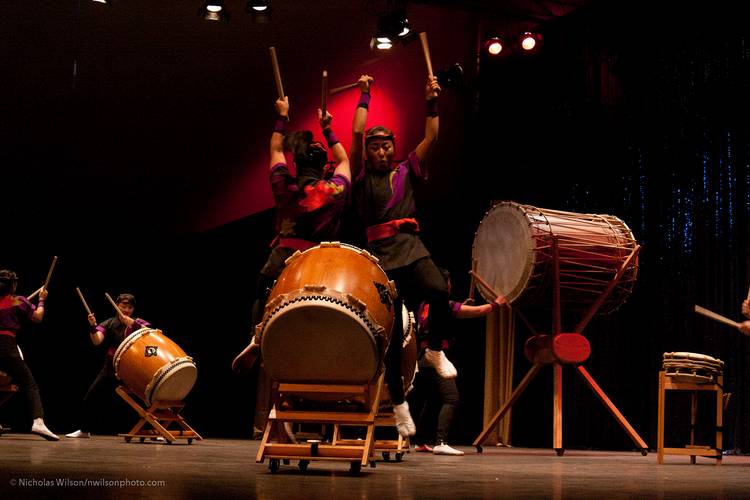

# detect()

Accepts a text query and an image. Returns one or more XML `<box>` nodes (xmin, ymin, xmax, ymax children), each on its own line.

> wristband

<box><xmin>273</xmin><ymin>114</ymin><xmax>289</xmax><ymax>134</ymax></box>
<box><xmin>426</xmin><ymin>98</ymin><xmax>438</xmax><ymax>117</ymax></box>
<box><xmin>89</xmin><ymin>324</ymin><xmax>97</xmax><ymax>334</ymax></box>
<box><xmin>322</xmin><ymin>128</ymin><xmax>340</xmax><ymax>148</ymax></box>
<box><xmin>357</xmin><ymin>92</ymin><xmax>371</xmax><ymax>110</ymax></box>
<box><xmin>37</xmin><ymin>299</ymin><xmax>45</xmax><ymax>308</ymax></box>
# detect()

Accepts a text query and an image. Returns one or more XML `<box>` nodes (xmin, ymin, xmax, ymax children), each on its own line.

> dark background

<box><xmin>2</xmin><ymin>0</ymin><xmax>750</xmax><ymax>453</ymax></box>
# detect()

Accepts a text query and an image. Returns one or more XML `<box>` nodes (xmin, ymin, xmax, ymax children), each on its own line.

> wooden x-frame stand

<box><xmin>256</xmin><ymin>375</ymin><xmax>384</xmax><ymax>475</ymax></box>
<box><xmin>116</xmin><ymin>386</ymin><xmax>202</xmax><ymax>444</ymax></box>
<box><xmin>474</xmin><ymin>239</ymin><xmax>648</xmax><ymax>456</ymax></box>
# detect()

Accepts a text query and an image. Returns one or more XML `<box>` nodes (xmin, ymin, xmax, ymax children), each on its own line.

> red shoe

<box><xmin>415</xmin><ymin>444</ymin><xmax>433</xmax><ymax>452</ymax></box>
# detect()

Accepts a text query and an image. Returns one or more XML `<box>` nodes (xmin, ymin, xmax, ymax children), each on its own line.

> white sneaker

<box><xmin>393</xmin><ymin>402</ymin><xmax>416</xmax><ymax>437</ymax></box>
<box><xmin>423</xmin><ymin>349</ymin><xmax>457</xmax><ymax>378</ymax></box>
<box><xmin>65</xmin><ymin>430</ymin><xmax>90</xmax><ymax>438</ymax></box>
<box><xmin>31</xmin><ymin>418</ymin><xmax>59</xmax><ymax>441</ymax></box>
<box><xmin>433</xmin><ymin>442</ymin><xmax>464</xmax><ymax>456</ymax></box>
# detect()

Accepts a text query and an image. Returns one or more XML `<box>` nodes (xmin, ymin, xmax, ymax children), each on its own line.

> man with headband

<box><xmin>231</xmin><ymin>95</ymin><xmax>351</xmax><ymax>438</ymax></box>
<box><xmin>0</xmin><ymin>269</ymin><xmax>58</xmax><ymax>440</ymax></box>
<box><xmin>66</xmin><ymin>293</ymin><xmax>150</xmax><ymax>438</ymax></box>
<box><xmin>349</xmin><ymin>73</ymin><xmax>451</xmax><ymax>437</ymax></box>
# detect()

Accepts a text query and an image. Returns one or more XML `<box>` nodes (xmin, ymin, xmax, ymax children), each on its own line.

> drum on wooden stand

<box><xmin>113</xmin><ymin>328</ymin><xmax>197</xmax><ymax>406</ymax></box>
<box><xmin>472</xmin><ymin>201</ymin><xmax>639</xmax><ymax>312</ymax></box>
<box><xmin>663</xmin><ymin>352</ymin><xmax>724</xmax><ymax>384</ymax></box>
<box><xmin>259</xmin><ymin>242</ymin><xmax>397</xmax><ymax>385</ymax></box>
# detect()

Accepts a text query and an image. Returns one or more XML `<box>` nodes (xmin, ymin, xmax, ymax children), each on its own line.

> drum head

<box><xmin>148</xmin><ymin>360</ymin><xmax>197</xmax><ymax>404</ymax></box>
<box><xmin>473</xmin><ymin>202</ymin><xmax>536</xmax><ymax>304</ymax></box>
<box><xmin>262</xmin><ymin>299</ymin><xmax>380</xmax><ymax>384</ymax></box>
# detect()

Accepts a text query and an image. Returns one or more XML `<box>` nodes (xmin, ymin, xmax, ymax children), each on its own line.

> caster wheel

<box><xmin>124</xmin><ymin>437</ymin><xmax>132</xmax><ymax>443</ymax></box>
<box><xmin>369</xmin><ymin>460</ymin><xmax>376</xmax><ymax>468</ymax></box>
<box><xmin>269</xmin><ymin>459</ymin><xmax>280</xmax><ymax>473</ymax></box>
<box><xmin>298</xmin><ymin>460</ymin><xmax>309</xmax><ymax>472</ymax></box>
<box><xmin>282</xmin><ymin>459</ymin><xmax>290</xmax><ymax>465</ymax></box>
<box><xmin>382</xmin><ymin>452</ymin><xmax>391</xmax><ymax>461</ymax></box>
<box><xmin>641</xmin><ymin>449</ymin><xmax>648</xmax><ymax>456</ymax></box>
<box><xmin>476</xmin><ymin>445</ymin><xmax>483</xmax><ymax>453</ymax></box>
<box><xmin>555</xmin><ymin>448</ymin><xmax>565</xmax><ymax>456</ymax></box>
<box><xmin>395</xmin><ymin>452</ymin><xmax>404</xmax><ymax>462</ymax></box>
<box><xmin>349</xmin><ymin>461</ymin><xmax>361</xmax><ymax>476</ymax></box>
<box><xmin>139</xmin><ymin>437</ymin><xmax>145</xmax><ymax>443</ymax></box>
<box><xmin>188</xmin><ymin>439</ymin><xmax>193</xmax><ymax>445</ymax></box>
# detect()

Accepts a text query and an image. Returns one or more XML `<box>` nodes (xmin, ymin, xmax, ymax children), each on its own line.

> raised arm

<box><xmin>30</xmin><ymin>288</ymin><xmax>47</xmax><ymax>323</ymax></box>
<box><xmin>270</xmin><ymin>97</ymin><xmax>289</xmax><ymax>169</ymax></box>
<box><xmin>351</xmin><ymin>74</ymin><xmax>373</xmax><ymax>178</ymax></box>
<box><xmin>87</xmin><ymin>313</ymin><xmax>104</xmax><ymax>346</ymax></box>
<box><xmin>319</xmin><ymin>109</ymin><xmax>350</xmax><ymax>183</ymax></box>
<box><xmin>414</xmin><ymin>76</ymin><xmax>441</xmax><ymax>162</ymax></box>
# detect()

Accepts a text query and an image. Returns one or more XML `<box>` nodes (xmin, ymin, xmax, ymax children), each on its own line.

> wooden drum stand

<box><xmin>116</xmin><ymin>386</ymin><xmax>202</xmax><ymax>444</ymax></box>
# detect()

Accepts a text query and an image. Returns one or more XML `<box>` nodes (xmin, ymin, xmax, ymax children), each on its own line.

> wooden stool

<box><xmin>657</xmin><ymin>370</ymin><xmax>723</xmax><ymax>464</ymax></box>
<box><xmin>116</xmin><ymin>386</ymin><xmax>202</xmax><ymax>444</ymax></box>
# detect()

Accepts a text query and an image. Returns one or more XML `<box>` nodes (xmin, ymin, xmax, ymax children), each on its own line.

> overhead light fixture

<box><xmin>484</xmin><ymin>37</ymin><xmax>504</xmax><ymax>56</ymax></box>
<box><xmin>246</xmin><ymin>0</ymin><xmax>271</xmax><ymax>22</ymax></box>
<box><xmin>200</xmin><ymin>0</ymin><xmax>229</xmax><ymax>22</ymax></box>
<box><xmin>371</xmin><ymin>7</ymin><xmax>414</xmax><ymax>50</ymax></box>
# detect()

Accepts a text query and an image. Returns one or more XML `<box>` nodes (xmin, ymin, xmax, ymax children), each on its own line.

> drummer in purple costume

<box><xmin>231</xmin><ymin>95</ymin><xmax>351</xmax><ymax>435</ymax></box>
<box><xmin>66</xmin><ymin>293</ymin><xmax>150</xmax><ymax>438</ymax></box>
<box><xmin>0</xmin><ymin>269</ymin><xmax>58</xmax><ymax>440</ymax></box>
<box><xmin>350</xmin><ymin>74</ymin><xmax>453</xmax><ymax>437</ymax></box>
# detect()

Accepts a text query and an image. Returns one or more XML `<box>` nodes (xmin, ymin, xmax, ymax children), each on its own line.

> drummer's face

<box><xmin>366</xmin><ymin>138</ymin><xmax>394</xmax><ymax>171</ymax></box>
<box><xmin>117</xmin><ymin>302</ymin><xmax>134</xmax><ymax>317</ymax></box>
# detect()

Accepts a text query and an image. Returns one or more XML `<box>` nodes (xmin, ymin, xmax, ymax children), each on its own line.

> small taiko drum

<box><xmin>259</xmin><ymin>242</ymin><xmax>397</xmax><ymax>385</ymax></box>
<box><xmin>380</xmin><ymin>305</ymin><xmax>418</xmax><ymax>407</ymax></box>
<box><xmin>663</xmin><ymin>352</ymin><xmax>724</xmax><ymax>384</ymax></box>
<box><xmin>113</xmin><ymin>328</ymin><xmax>197</xmax><ymax>406</ymax></box>
<box><xmin>473</xmin><ymin>201</ymin><xmax>639</xmax><ymax>313</ymax></box>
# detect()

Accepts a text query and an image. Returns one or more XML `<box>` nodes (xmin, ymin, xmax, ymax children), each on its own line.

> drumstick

<box><xmin>329</xmin><ymin>81</ymin><xmax>359</xmax><ymax>95</ymax></box>
<box><xmin>43</xmin><ymin>255</ymin><xmax>58</xmax><ymax>290</ymax></box>
<box><xmin>26</xmin><ymin>287</ymin><xmax>42</xmax><ymax>301</ymax></box>
<box><xmin>419</xmin><ymin>32</ymin><xmax>434</xmax><ymax>79</ymax></box>
<box><xmin>76</xmin><ymin>287</ymin><xmax>92</xmax><ymax>316</ymax></box>
<box><xmin>321</xmin><ymin>70</ymin><xmax>328</xmax><ymax>117</ymax></box>
<box><xmin>269</xmin><ymin>47</ymin><xmax>285</xmax><ymax>99</ymax></box>
<box><xmin>694</xmin><ymin>305</ymin><xmax>741</xmax><ymax>329</ymax></box>
<box><xmin>105</xmin><ymin>293</ymin><xmax>122</xmax><ymax>317</ymax></box>
<box><xmin>470</xmin><ymin>270</ymin><xmax>507</xmax><ymax>305</ymax></box>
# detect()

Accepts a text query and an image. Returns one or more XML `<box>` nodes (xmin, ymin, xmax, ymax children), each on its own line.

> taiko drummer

<box><xmin>66</xmin><ymin>293</ymin><xmax>150</xmax><ymax>438</ymax></box>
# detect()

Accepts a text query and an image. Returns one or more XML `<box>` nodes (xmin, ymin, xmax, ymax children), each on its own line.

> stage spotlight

<box><xmin>436</xmin><ymin>63</ymin><xmax>464</xmax><ymax>90</ymax></box>
<box><xmin>520</xmin><ymin>32</ymin><xmax>541</xmax><ymax>52</ymax></box>
<box><xmin>200</xmin><ymin>0</ymin><xmax>229</xmax><ymax>21</ymax></box>
<box><xmin>371</xmin><ymin>8</ymin><xmax>414</xmax><ymax>49</ymax></box>
<box><xmin>371</xmin><ymin>34</ymin><xmax>393</xmax><ymax>50</ymax></box>
<box><xmin>484</xmin><ymin>37</ymin><xmax>504</xmax><ymax>56</ymax></box>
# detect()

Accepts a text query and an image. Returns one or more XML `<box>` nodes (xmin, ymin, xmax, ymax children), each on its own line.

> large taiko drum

<box><xmin>473</xmin><ymin>201</ymin><xmax>638</xmax><ymax>313</ymax></box>
<box><xmin>113</xmin><ymin>328</ymin><xmax>197</xmax><ymax>406</ymax></box>
<box><xmin>380</xmin><ymin>305</ymin><xmax>418</xmax><ymax>407</ymax></box>
<box><xmin>259</xmin><ymin>242</ymin><xmax>397</xmax><ymax>384</ymax></box>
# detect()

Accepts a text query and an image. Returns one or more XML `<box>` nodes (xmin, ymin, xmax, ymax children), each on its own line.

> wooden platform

<box><xmin>1</xmin><ymin>435</ymin><xmax>750</xmax><ymax>498</ymax></box>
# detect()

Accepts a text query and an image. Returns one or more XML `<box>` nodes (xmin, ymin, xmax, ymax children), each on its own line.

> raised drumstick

<box><xmin>321</xmin><ymin>70</ymin><xmax>328</xmax><ymax>117</ymax></box>
<box><xmin>419</xmin><ymin>32</ymin><xmax>434</xmax><ymax>79</ymax></box>
<box><xmin>329</xmin><ymin>81</ymin><xmax>359</xmax><ymax>95</ymax></box>
<box><xmin>43</xmin><ymin>255</ymin><xmax>58</xmax><ymax>291</ymax></box>
<box><xmin>269</xmin><ymin>46</ymin><xmax>285</xmax><ymax>99</ymax></box>
<box><xmin>105</xmin><ymin>293</ymin><xmax>122</xmax><ymax>317</ymax></box>
<box><xmin>694</xmin><ymin>305</ymin><xmax>741</xmax><ymax>329</ymax></box>
<box><xmin>76</xmin><ymin>287</ymin><xmax>92</xmax><ymax>316</ymax></box>
<box><xmin>26</xmin><ymin>287</ymin><xmax>42</xmax><ymax>301</ymax></box>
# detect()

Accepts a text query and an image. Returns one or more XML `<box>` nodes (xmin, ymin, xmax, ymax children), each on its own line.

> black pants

<box><xmin>384</xmin><ymin>257</ymin><xmax>451</xmax><ymax>405</ymax></box>
<box><xmin>411</xmin><ymin>362</ymin><xmax>459</xmax><ymax>445</ymax></box>
<box><xmin>78</xmin><ymin>364</ymin><xmax>118</xmax><ymax>433</ymax></box>
<box><xmin>0</xmin><ymin>336</ymin><xmax>44</xmax><ymax>420</ymax></box>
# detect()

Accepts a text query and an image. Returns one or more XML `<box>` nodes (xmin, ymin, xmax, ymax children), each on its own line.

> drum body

<box><xmin>260</xmin><ymin>242</ymin><xmax>397</xmax><ymax>385</ymax></box>
<box><xmin>380</xmin><ymin>305</ymin><xmax>418</xmax><ymax>407</ymax></box>
<box><xmin>473</xmin><ymin>201</ymin><xmax>638</xmax><ymax>313</ymax></box>
<box><xmin>114</xmin><ymin>328</ymin><xmax>197</xmax><ymax>406</ymax></box>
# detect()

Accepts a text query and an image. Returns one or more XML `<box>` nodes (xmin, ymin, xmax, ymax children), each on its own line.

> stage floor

<box><xmin>1</xmin><ymin>434</ymin><xmax>748</xmax><ymax>499</ymax></box>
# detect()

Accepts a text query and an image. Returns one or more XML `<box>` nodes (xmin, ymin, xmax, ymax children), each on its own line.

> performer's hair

<box><xmin>283</xmin><ymin>130</ymin><xmax>314</xmax><ymax>159</ymax></box>
<box><xmin>365</xmin><ymin>126</ymin><xmax>395</xmax><ymax>144</ymax></box>
<box><xmin>116</xmin><ymin>293</ymin><xmax>136</xmax><ymax>306</ymax></box>
<box><xmin>0</xmin><ymin>270</ymin><xmax>18</xmax><ymax>297</ymax></box>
